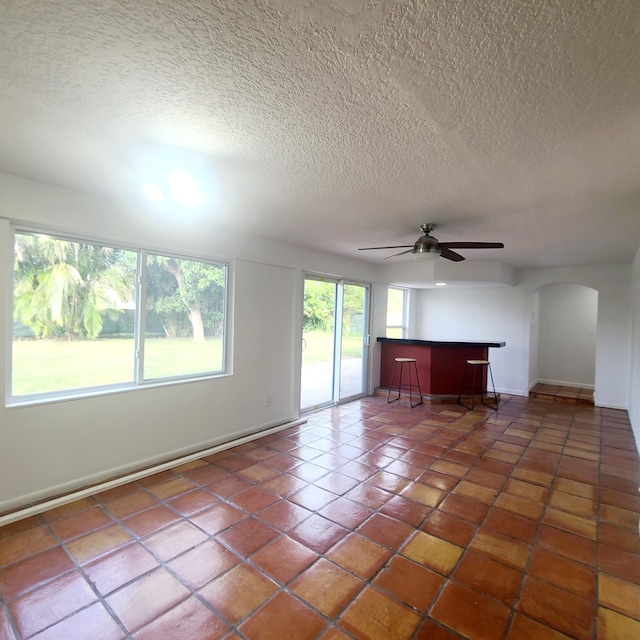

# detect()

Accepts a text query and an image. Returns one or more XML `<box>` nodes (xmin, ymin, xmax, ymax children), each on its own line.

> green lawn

<box><xmin>13</xmin><ymin>331</ymin><xmax>362</xmax><ymax>396</ymax></box>
<box><xmin>302</xmin><ymin>330</ymin><xmax>363</xmax><ymax>365</ymax></box>
<box><xmin>12</xmin><ymin>337</ymin><xmax>224</xmax><ymax>396</ymax></box>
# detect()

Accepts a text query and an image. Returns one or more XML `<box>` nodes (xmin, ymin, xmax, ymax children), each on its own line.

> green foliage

<box><xmin>146</xmin><ymin>255</ymin><xmax>225</xmax><ymax>340</ymax></box>
<box><xmin>303</xmin><ymin>280</ymin><xmax>366</xmax><ymax>335</ymax></box>
<box><xmin>13</xmin><ymin>234</ymin><xmax>135</xmax><ymax>339</ymax></box>
<box><xmin>13</xmin><ymin>234</ymin><xmax>226</xmax><ymax>344</ymax></box>
<box><xmin>303</xmin><ymin>280</ymin><xmax>335</xmax><ymax>331</ymax></box>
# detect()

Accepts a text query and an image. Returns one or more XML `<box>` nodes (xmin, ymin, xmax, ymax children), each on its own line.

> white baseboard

<box><xmin>0</xmin><ymin>418</ymin><xmax>306</xmax><ymax>527</ymax></box>
<box><xmin>536</xmin><ymin>378</ymin><xmax>595</xmax><ymax>390</ymax></box>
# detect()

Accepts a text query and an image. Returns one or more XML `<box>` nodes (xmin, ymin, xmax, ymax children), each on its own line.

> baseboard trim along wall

<box><xmin>0</xmin><ymin>418</ymin><xmax>306</xmax><ymax>527</ymax></box>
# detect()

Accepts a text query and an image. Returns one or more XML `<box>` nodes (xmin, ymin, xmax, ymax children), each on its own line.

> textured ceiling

<box><xmin>0</xmin><ymin>0</ymin><xmax>639</xmax><ymax>269</ymax></box>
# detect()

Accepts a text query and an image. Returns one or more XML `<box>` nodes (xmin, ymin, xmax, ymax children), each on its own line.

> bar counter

<box><xmin>377</xmin><ymin>337</ymin><xmax>505</xmax><ymax>398</ymax></box>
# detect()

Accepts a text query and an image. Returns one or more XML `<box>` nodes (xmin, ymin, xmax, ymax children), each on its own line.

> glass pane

<box><xmin>301</xmin><ymin>279</ymin><xmax>336</xmax><ymax>409</ymax></box>
<box><xmin>144</xmin><ymin>254</ymin><xmax>226</xmax><ymax>380</ymax></box>
<box><xmin>12</xmin><ymin>232</ymin><xmax>137</xmax><ymax>396</ymax></box>
<box><xmin>386</xmin><ymin>287</ymin><xmax>405</xmax><ymax>327</ymax></box>
<box><xmin>386</xmin><ymin>327</ymin><xmax>404</xmax><ymax>339</ymax></box>
<box><xmin>340</xmin><ymin>284</ymin><xmax>367</xmax><ymax>399</ymax></box>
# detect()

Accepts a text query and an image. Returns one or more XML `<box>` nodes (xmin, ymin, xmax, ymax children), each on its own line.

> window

<box><xmin>386</xmin><ymin>287</ymin><xmax>407</xmax><ymax>338</ymax></box>
<box><xmin>11</xmin><ymin>230</ymin><xmax>227</xmax><ymax>401</ymax></box>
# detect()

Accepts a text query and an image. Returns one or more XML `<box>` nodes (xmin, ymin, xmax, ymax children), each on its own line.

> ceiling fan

<box><xmin>358</xmin><ymin>223</ymin><xmax>504</xmax><ymax>262</ymax></box>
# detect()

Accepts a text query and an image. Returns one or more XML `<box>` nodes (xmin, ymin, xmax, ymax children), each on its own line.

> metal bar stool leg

<box><xmin>410</xmin><ymin>360</ymin><xmax>423</xmax><ymax>407</ymax></box>
<box><xmin>483</xmin><ymin>362</ymin><xmax>499</xmax><ymax>410</ymax></box>
<box><xmin>387</xmin><ymin>359</ymin><xmax>400</xmax><ymax>403</ymax></box>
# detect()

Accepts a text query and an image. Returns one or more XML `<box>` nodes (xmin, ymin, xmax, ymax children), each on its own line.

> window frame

<box><xmin>8</xmin><ymin>226</ymin><xmax>231</xmax><ymax>406</ymax></box>
<box><xmin>385</xmin><ymin>286</ymin><xmax>408</xmax><ymax>339</ymax></box>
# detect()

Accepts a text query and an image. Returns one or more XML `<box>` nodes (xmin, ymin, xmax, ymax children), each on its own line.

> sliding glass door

<box><xmin>301</xmin><ymin>276</ymin><xmax>369</xmax><ymax>411</ymax></box>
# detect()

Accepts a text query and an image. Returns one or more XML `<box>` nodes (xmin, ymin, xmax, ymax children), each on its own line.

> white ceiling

<box><xmin>1</xmin><ymin>0</ymin><xmax>639</xmax><ymax>269</ymax></box>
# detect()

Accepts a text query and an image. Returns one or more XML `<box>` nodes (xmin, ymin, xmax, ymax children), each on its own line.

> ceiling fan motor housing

<box><xmin>414</xmin><ymin>235</ymin><xmax>440</xmax><ymax>254</ymax></box>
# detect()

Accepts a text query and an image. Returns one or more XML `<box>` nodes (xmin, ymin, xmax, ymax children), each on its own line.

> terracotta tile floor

<box><xmin>1</xmin><ymin>394</ymin><xmax>639</xmax><ymax>639</ymax></box>
<box><xmin>530</xmin><ymin>383</ymin><xmax>594</xmax><ymax>405</ymax></box>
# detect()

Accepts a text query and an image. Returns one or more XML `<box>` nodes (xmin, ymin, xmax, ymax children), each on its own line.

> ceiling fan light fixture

<box><xmin>410</xmin><ymin>246</ymin><xmax>440</xmax><ymax>260</ymax></box>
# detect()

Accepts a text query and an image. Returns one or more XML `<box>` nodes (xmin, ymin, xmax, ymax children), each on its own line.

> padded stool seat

<box><xmin>458</xmin><ymin>359</ymin><xmax>498</xmax><ymax>410</ymax></box>
<box><xmin>387</xmin><ymin>357</ymin><xmax>423</xmax><ymax>408</ymax></box>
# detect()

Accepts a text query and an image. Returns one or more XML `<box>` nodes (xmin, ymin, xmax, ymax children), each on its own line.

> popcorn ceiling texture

<box><xmin>0</xmin><ymin>0</ymin><xmax>639</xmax><ymax>267</ymax></box>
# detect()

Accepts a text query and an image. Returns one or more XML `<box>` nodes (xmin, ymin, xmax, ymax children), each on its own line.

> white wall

<box><xmin>0</xmin><ymin>173</ymin><xmax>380</xmax><ymax>512</ymax></box>
<box><xmin>416</xmin><ymin>285</ymin><xmax>528</xmax><ymax>396</ymax></box>
<box><xmin>537</xmin><ymin>284</ymin><xmax>598</xmax><ymax>388</ymax></box>
<box><xmin>629</xmin><ymin>248</ymin><xmax>640</xmax><ymax>445</ymax></box>
<box><xmin>528</xmin><ymin>289</ymin><xmax>540</xmax><ymax>386</ymax></box>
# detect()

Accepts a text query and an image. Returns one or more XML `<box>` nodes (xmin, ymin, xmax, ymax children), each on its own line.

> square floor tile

<box><xmin>507</xmin><ymin>613</ymin><xmax>574</xmax><ymax>640</ymax></box>
<box><xmin>199</xmin><ymin>564</ymin><xmax>279</xmax><ymax>625</ymax></box>
<box><xmin>469</xmin><ymin>529</ymin><xmax>530</xmax><ymax>570</ymax></box>
<box><xmin>27</xmin><ymin>602</ymin><xmax>124</xmax><ymax>640</ymax></box>
<box><xmin>518</xmin><ymin>576</ymin><xmax>596</xmax><ymax>640</ymax></box>
<box><xmin>0</xmin><ymin>527</ymin><xmax>58</xmax><ymax>567</ymax></box>
<box><xmin>0</xmin><ymin>546</ymin><xmax>74</xmax><ymax>602</ymax></box>
<box><xmin>167</xmin><ymin>539</ymin><xmax>238</xmax><ymax>589</ymax></box>
<box><xmin>84</xmin><ymin>542</ymin><xmax>159</xmax><ymax>595</ymax></box>
<box><xmin>9</xmin><ymin>571</ymin><xmax>97</xmax><ymax>638</ymax></box>
<box><xmin>142</xmin><ymin>520</ymin><xmax>208</xmax><ymax>561</ymax></box>
<box><xmin>250</xmin><ymin>535</ymin><xmax>318</xmax><ymax>584</ymax></box>
<box><xmin>291</xmin><ymin>558</ymin><xmax>363</xmax><ymax>617</ymax></box>
<box><xmin>257</xmin><ymin>499</ymin><xmax>312</xmax><ymax>532</ymax></box>
<box><xmin>483</xmin><ymin>507</ymin><xmax>538</xmax><ymax>543</ymax></box>
<box><xmin>133</xmin><ymin>596</ymin><xmax>229</xmax><ymax>640</ymax></box>
<box><xmin>400</xmin><ymin>482</ymin><xmax>446</xmax><ymax>508</ymax></box>
<box><xmin>191</xmin><ymin>503</ymin><xmax>248</xmax><ymax>536</ymax></box>
<box><xmin>289</xmin><ymin>484</ymin><xmax>338</xmax><ymax>511</ymax></box>
<box><xmin>537</xmin><ymin>524</ymin><xmax>597</xmax><ymax>566</ymax></box>
<box><xmin>103</xmin><ymin>491</ymin><xmax>158</xmax><ymax>519</ymax></box>
<box><xmin>380</xmin><ymin>495</ymin><xmax>431</xmax><ymax>527</ymax></box>
<box><xmin>356</xmin><ymin>513</ymin><xmax>414</xmax><ymax>550</ymax></box>
<box><xmin>167</xmin><ymin>489</ymin><xmax>218</xmax><ymax>516</ymax></box>
<box><xmin>599</xmin><ymin>544</ymin><xmax>640</xmax><ymax>585</ymax></box>
<box><xmin>238</xmin><ymin>591</ymin><xmax>326</xmax><ymax>640</ymax></box>
<box><xmin>400</xmin><ymin>531</ymin><xmax>463</xmax><ymax>575</ymax></box>
<box><xmin>421</xmin><ymin>510</ymin><xmax>478</xmax><ymax>547</ymax></box>
<box><xmin>438</xmin><ymin>494</ymin><xmax>490</xmax><ymax>524</ymax></box>
<box><xmin>431</xmin><ymin>581</ymin><xmax>511</xmax><ymax>640</ymax></box>
<box><xmin>528</xmin><ymin>547</ymin><xmax>596</xmax><ymax>598</ymax></box>
<box><xmin>48</xmin><ymin>506</ymin><xmax>114</xmax><ymax>541</ymax></box>
<box><xmin>339</xmin><ymin>586</ymin><xmax>421</xmax><ymax>640</ymax></box>
<box><xmin>289</xmin><ymin>514</ymin><xmax>349</xmax><ymax>554</ymax></box>
<box><xmin>598</xmin><ymin>607</ymin><xmax>640</xmax><ymax>640</ymax></box>
<box><xmin>65</xmin><ymin>524</ymin><xmax>133</xmax><ymax>565</ymax></box>
<box><xmin>327</xmin><ymin>534</ymin><xmax>392</xmax><ymax>580</ymax></box>
<box><xmin>147</xmin><ymin>477</ymin><xmax>196</xmax><ymax>500</ymax></box>
<box><xmin>215</xmin><ymin>517</ymin><xmax>279</xmax><ymax>557</ymax></box>
<box><xmin>373</xmin><ymin>554</ymin><xmax>444</xmax><ymax>611</ymax></box>
<box><xmin>230</xmin><ymin>486</ymin><xmax>280</xmax><ymax>512</ymax></box>
<box><xmin>106</xmin><ymin>567</ymin><xmax>190</xmax><ymax>633</ymax></box>
<box><xmin>319</xmin><ymin>497</ymin><xmax>373</xmax><ymax>529</ymax></box>
<box><xmin>121</xmin><ymin>506</ymin><xmax>181</xmax><ymax>538</ymax></box>
<box><xmin>598</xmin><ymin>574</ymin><xmax>640</xmax><ymax>620</ymax></box>
<box><xmin>453</xmin><ymin>549</ymin><xmax>522</xmax><ymax>606</ymax></box>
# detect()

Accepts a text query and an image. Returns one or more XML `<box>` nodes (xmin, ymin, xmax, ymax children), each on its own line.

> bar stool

<box><xmin>387</xmin><ymin>357</ymin><xmax>423</xmax><ymax>408</ymax></box>
<box><xmin>458</xmin><ymin>359</ymin><xmax>499</xmax><ymax>410</ymax></box>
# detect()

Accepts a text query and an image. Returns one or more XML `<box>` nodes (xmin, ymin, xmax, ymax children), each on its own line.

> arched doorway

<box><xmin>530</xmin><ymin>283</ymin><xmax>598</xmax><ymax>400</ymax></box>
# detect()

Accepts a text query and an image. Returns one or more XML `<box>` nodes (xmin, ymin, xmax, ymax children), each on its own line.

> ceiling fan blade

<box><xmin>438</xmin><ymin>242</ymin><xmax>504</xmax><ymax>249</ymax></box>
<box><xmin>358</xmin><ymin>245</ymin><xmax>414</xmax><ymax>250</ymax></box>
<box><xmin>384</xmin><ymin>249</ymin><xmax>414</xmax><ymax>260</ymax></box>
<box><xmin>440</xmin><ymin>247</ymin><xmax>465</xmax><ymax>262</ymax></box>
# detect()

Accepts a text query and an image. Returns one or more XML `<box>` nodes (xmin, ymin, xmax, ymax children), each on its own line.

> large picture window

<box><xmin>11</xmin><ymin>230</ymin><xmax>228</xmax><ymax>401</ymax></box>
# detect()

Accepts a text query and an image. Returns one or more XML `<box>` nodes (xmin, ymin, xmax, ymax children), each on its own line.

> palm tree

<box><xmin>13</xmin><ymin>233</ymin><xmax>136</xmax><ymax>339</ymax></box>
